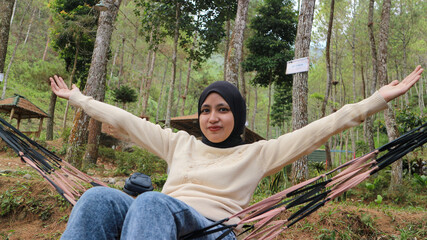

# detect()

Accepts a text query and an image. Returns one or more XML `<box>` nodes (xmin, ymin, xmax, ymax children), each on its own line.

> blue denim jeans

<box><xmin>61</xmin><ymin>187</ymin><xmax>236</xmax><ymax>240</ymax></box>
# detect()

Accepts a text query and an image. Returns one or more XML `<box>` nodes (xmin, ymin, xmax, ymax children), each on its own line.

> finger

<box><xmin>389</xmin><ymin>80</ymin><xmax>399</xmax><ymax>86</ymax></box>
<box><xmin>55</xmin><ymin>75</ymin><xmax>68</xmax><ymax>89</ymax></box>
<box><xmin>409</xmin><ymin>65</ymin><xmax>422</xmax><ymax>79</ymax></box>
<box><xmin>50</xmin><ymin>78</ymin><xmax>60</xmax><ymax>93</ymax></box>
<box><xmin>403</xmin><ymin>70</ymin><xmax>422</xmax><ymax>89</ymax></box>
<box><xmin>49</xmin><ymin>77</ymin><xmax>58</xmax><ymax>88</ymax></box>
<box><xmin>402</xmin><ymin>66</ymin><xmax>422</xmax><ymax>83</ymax></box>
<box><xmin>71</xmin><ymin>84</ymin><xmax>77</xmax><ymax>89</ymax></box>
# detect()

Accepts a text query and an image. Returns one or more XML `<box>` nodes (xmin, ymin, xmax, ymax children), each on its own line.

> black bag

<box><xmin>123</xmin><ymin>172</ymin><xmax>154</xmax><ymax>196</ymax></box>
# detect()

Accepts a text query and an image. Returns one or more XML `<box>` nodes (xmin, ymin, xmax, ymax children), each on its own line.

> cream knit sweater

<box><xmin>69</xmin><ymin>91</ymin><xmax>388</xmax><ymax>226</ymax></box>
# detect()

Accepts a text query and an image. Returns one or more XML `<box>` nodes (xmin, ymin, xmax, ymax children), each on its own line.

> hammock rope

<box><xmin>0</xmin><ymin>116</ymin><xmax>425</xmax><ymax>239</ymax></box>
<box><xmin>0</xmin><ymin>117</ymin><xmax>107</xmax><ymax>205</ymax></box>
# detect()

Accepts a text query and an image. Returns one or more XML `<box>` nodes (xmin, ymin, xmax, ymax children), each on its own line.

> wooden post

<box><xmin>16</xmin><ymin>117</ymin><xmax>20</xmax><ymax>130</ymax></box>
<box><xmin>37</xmin><ymin>117</ymin><xmax>43</xmax><ymax>138</ymax></box>
<box><xmin>9</xmin><ymin>107</ymin><xmax>14</xmax><ymax>122</ymax></box>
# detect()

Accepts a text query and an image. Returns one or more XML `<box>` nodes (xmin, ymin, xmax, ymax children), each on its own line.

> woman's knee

<box><xmin>134</xmin><ymin>191</ymin><xmax>166</xmax><ymax>204</ymax></box>
<box><xmin>78</xmin><ymin>187</ymin><xmax>132</xmax><ymax>206</ymax></box>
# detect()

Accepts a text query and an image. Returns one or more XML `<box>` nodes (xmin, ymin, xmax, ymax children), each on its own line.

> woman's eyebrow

<box><xmin>216</xmin><ymin>103</ymin><xmax>229</xmax><ymax>107</ymax></box>
<box><xmin>201</xmin><ymin>103</ymin><xmax>229</xmax><ymax>108</ymax></box>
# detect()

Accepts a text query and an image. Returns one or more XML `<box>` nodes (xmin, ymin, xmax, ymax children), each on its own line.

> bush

<box><xmin>113</xmin><ymin>146</ymin><xmax>167</xmax><ymax>176</ymax></box>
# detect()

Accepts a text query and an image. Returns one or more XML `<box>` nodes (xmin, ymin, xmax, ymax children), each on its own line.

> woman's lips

<box><xmin>208</xmin><ymin>126</ymin><xmax>222</xmax><ymax>131</ymax></box>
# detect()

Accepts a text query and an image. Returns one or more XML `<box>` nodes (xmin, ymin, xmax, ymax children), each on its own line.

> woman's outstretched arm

<box><xmin>259</xmin><ymin>65</ymin><xmax>423</xmax><ymax>175</ymax></box>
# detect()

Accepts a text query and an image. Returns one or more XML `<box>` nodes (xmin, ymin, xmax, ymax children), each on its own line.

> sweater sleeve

<box><xmin>68</xmin><ymin>91</ymin><xmax>178</xmax><ymax>161</ymax></box>
<box><xmin>259</xmin><ymin>91</ymin><xmax>388</xmax><ymax>176</ymax></box>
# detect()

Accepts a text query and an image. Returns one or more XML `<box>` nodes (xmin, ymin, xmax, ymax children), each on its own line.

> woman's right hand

<box><xmin>49</xmin><ymin>75</ymin><xmax>80</xmax><ymax>100</ymax></box>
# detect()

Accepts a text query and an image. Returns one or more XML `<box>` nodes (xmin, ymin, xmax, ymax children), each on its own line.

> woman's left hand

<box><xmin>378</xmin><ymin>65</ymin><xmax>424</xmax><ymax>102</ymax></box>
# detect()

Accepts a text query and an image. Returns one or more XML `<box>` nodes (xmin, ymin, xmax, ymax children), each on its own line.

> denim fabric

<box><xmin>61</xmin><ymin>187</ymin><xmax>236</xmax><ymax>240</ymax></box>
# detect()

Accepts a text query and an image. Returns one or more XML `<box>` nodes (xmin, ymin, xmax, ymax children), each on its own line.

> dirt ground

<box><xmin>1</xmin><ymin>150</ymin><xmax>426</xmax><ymax>240</ymax></box>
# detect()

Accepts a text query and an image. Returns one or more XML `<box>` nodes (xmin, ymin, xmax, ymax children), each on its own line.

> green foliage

<box><xmin>309</xmin><ymin>161</ymin><xmax>326</xmax><ymax>174</ymax></box>
<box><xmin>412</xmin><ymin>173</ymin><xmax>427</xmax><ymax>188</ymax></box>
<box><xmin>242</xmin><ymin>0</ymin><xmax>297</xmax><ymax>86</ymax></box>
<box><xmin>112</xmin><ymin>85</ymin><xmax>138</xmax><ymax>105</ymax></box>
<box><xmin>98</xmin><ymin>146</ymin><xmax>167</xmax><ymax>177</ymax></box>
<box><xmin>374</xmin><ymin>195</ymin><xmax>383</xmax><ymax>204</ymax></box>
<box><xmin>271</xmin><ymin>81</ymin><xmax>292</xmax><ymax>128</ymax></box>
<box><xmin>242</xmin><ymin>0</ymin><xmax>296</xmax><ymax>129</ymax></box>
<box><xmin>0</xmin><ymin>189</ymin><xmax>23</xmax><ymax>216</ymax></box>
<box><xmin>8</xmin><ymin>59</ymin><xmax>66</xmax><ymax>91</ymax></box>
<box><xmin>49</xmin><ymin>0</ymin><xmax>98</xmax><ymax>83</ymax></box>
<box><xmin>151</xmin><ymin>173</ymin><xmax>168</xmax><ymax>189</ymax></box>
<box><xmin>134</xmin><ymin>0</ymin><xmax>236</xmax><ymax>67</ymax></box>
<box><xmin>316</xmin><ymin>229</ymin><xmax>337</xmax><ymax>240</ymax></box>
<box><xmin>395</xmin><ymin>108</ymin><xmax>427</xmax><ymax>133</ymax></box>
<box><xmin>355</xmin><ymin>140</ymin><xmax>370</xmax><ymax>156</ymax></box>
<box><xmin>0</xmin><ymin>181</ymin><xmax>67</xmax><ymax>220</ymax></box>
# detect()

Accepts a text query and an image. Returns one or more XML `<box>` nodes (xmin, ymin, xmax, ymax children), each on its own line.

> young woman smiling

<box><xmin>50</xmin><ymin>66</ymin><xmax>423</xmax><ymax>240</ymax></box>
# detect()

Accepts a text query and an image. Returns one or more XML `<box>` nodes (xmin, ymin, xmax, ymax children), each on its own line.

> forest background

<box><xmin>0</xmin><ymin>0</ymin><xmax>426</xmax><ymax>238</ymax></box>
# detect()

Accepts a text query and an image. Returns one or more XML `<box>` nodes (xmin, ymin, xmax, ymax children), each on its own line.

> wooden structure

<box><xmin>0</xmin><ymin>94</ymin><xmax>49</xmax><ymax>138</ymax></box>
<box><xmin>166</xmin><ymin>113</ymin><xmax>265</xmax><ymax>143</ymax></box>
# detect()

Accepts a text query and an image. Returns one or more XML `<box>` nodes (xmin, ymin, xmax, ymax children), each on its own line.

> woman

<box><xmin>51</xmin><ymin>66</ymin><xmax>423</xmax><ymax>240</ymax></box>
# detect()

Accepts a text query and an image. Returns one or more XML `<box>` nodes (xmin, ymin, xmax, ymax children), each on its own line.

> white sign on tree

<box><xmin>286</xmin><ymin>57</ymin><xmax>309</xmax><ymax>75</ymax></box>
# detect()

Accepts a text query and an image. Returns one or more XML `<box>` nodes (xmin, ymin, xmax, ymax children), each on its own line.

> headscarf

<box><xmin>198</xmin><ymin>81</ymin><xmax>246</xmax><ymax>148</ymax></box>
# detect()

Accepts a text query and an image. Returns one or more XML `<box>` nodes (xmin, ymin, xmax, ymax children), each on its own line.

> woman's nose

<box><xmin>208</xmin><ymin>111</ymin><xmax>219</xmax><ymax>122</ymax></box>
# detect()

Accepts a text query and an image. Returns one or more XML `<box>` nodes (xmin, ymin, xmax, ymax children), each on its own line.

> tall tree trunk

<box><xmin>239</xmin><ymin>42</ymin><xmax>247</xmax><ymax>101</ymax></box>
<box><xmin>82</xmin><ymin>0</ymin><xmax>122</xmax><ymax>168</ymax></box>
<box><xmin>291</xmin><ymin>0</ymin><xmax>316</xmax><ymax>184</ymax></box>
<box><xmin>179</xmin><ymin>22</ymin><xmax>197</xmax><ymax>117</ymax></box>
<box><xmin>141</xmin><ymin>50</ymin><xmax>157</xmax><ymax>115</ymax></box>
<box><xmin>0</xmin><ymin>0</ymin><xmax>15</xmax><ymax>82</ymax></box>
<box><xmin>156</xmin><ymin>60</ymin><xmax>168</xmax><ymax>124</ymax></box>
<box><xmin>181</xmin><ymin>60</ymin><xmax>193</xmax><ymax>116</ymax></box>
<box><xmin>251</xmin><ymin>85</ymin><xmax>258</xmax><ymax>131</ymax></box>
<box><xmin>351</xmin><ymin>1</ymin><xmax>357</xmax><ymax>102</ymax></box>
<box><xmin>46</xmin><ymin>92</ymin><xmax>57</xmax><ymax>141</ymax></box>
<box><xmin>175</xmin><ymin>69</ymin><xmax>182</xmax><ymax>117</ymax></box>
<box><xmin>419</xmin><ymin>75</ymin><xmax>424</xmax><ymax>116</ymax></box>
<box><xmin>266</xmin><ymin>79</ymin><xmax>272</xmax><ymax>139</ymax></box>
<box><xmin>10</xmin><ymin>0</ymin><xmax>17</xmax><ymax>26</ymax></box>
<box><xmin>366</xmin><ymin>0</ymin><xmax>377</xmax><ymax>152</ymax></box>
<box><xmin>1</xmin><ymin>0</ymin><xmax>32</xmax><ymax>99</ymax></box>
<box><xmin>139</xmin><ymin>29</ymin><xmax>153</xmax><ymax>113</ymax></box>
<box><xmin>108</xmin><ymin>45</ymin><xmax>119</xmax><ymax>86</ymax></box>
<box><xmin>118</xmin><ymin>36</ymin><xmax>125</xmax><ymax>87</ymax></box>
<box><xmin>165</xmin><ymin>2</ymin><xmax>181</xmax><ymax>128</ymax></box>
<box><xmin>223</xmin><ymin>19</ymin><xmax>231</xmax><ymax>81</ymax></box>
<box><xmin>130</xmin><ymin>24</ymin><xmax>139</xmax><ymax>65</ymax></box>
<box><xmin>62</xmin><ymin>41</ymin><xmax>79</xmax><ymax>130</ymax></box>
<box><xmin>225</xmin><ymin>0</ymin><xmax>249</xmax><ymax>87</ymax></box>
<box><xmin>321</xmin><ymin>0</ymin><xmax>334</xmax><ymax>170</ymax></box>
<box><xmin>65</xmin><ymin>0</ymin><xmax>121</xmax><ymax>167</ymax></box>
<box><xmin>42</xmin><ymin>31</ymin><xmax>50</xmax><ymax>61</ymax></box>
<box><xmin>23</xmin><ymin>8</ymin><xmax>36</xmax><ymax>46</ymax></box>
<box><xmin>377</xmin><ymin>0</ymin><xmax>401</xmax><ymax>191</ymax></box>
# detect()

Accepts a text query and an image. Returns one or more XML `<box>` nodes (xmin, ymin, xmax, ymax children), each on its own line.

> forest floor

<box><xmin>0</xmin><ymin>145</ymin><xmax>426</xmax><ymax>240</ymax></box>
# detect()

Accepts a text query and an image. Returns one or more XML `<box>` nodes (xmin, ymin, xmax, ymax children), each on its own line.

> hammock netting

<box><xmin>0</xmin><ymin>116</ymin><xmax>425</xmax><ymax>240</ymax></box>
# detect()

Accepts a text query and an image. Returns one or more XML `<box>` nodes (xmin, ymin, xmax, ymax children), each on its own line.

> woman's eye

<box><xmin>201</xmin><ymin>109</ymin><xmax>210</xmax><ymax>113</ymax></box>
<box><xmin>219</xmin><ymin>108</ymin><xmax>230</xmax><ymax>112</ymax></box>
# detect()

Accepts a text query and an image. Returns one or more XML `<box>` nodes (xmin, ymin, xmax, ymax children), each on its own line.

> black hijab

<box><xmin>198</xmin><ymin>81</ymin><xmax>246</xmax><ymax>148</ymax></box>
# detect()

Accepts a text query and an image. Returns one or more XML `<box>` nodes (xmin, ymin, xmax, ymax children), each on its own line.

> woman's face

<box><xmin>199</xmin><ymin>92</ymin><xmax>235</xmax><ymax>143</ymax></box>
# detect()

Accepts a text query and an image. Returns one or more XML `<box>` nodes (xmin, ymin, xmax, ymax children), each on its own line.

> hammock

<box><xmin>0</xmin><ymin>117</ymin><xmax>107</xmax><ymax>205</ymax></box>
<box><xmin>0</xmin><ymin>116</ymin><xmax>425</xmax><ymax>239</ymax></box>
<box><xmin>181</xmin><ymin>122</ymin><xmax>427</xmax><ymax>240</ymax></box>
